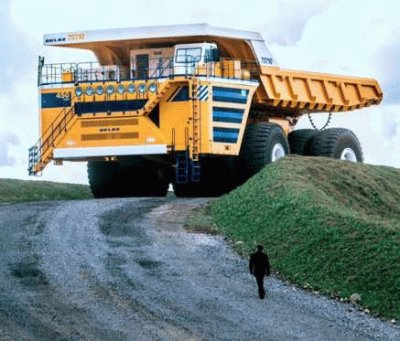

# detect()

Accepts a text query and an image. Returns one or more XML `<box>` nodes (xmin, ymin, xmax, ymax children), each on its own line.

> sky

<box><xmin>0</xmin><ymin>0</ymin><xmax>399</xmax><ymax>184</ymax></box>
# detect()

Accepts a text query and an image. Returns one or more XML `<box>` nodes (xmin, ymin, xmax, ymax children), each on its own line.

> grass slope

<box><xmin>0</xmin><ymin>179</ymin><xmax>92</xmax><ymax>203</ymax></box>
<box><xmin>211</xmin><ymin>156</ymin><xmax>400</xmax><ymax>319</ymax></box>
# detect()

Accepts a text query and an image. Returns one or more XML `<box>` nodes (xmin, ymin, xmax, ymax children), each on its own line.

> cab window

<box><xmin>175</xmin><ymin>48</ymin><xmax>202</xmax><ymax>63</ymax></box>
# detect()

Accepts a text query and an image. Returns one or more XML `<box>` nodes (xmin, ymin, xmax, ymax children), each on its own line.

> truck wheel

<box><xmin>88</xmin><ymin>160</ymin><xmax>169</xmax><ymax>198</ymax></box>
<box><xmin>309</xmin><ymin>128</ymin><xmax>363</xmax><ymax>162</ymax></box>
<box><xmin>173</xmin><ymin>183</ymin><xmax>201</xmax><ymax>197</ymax></box>
<box><xmin>88</xmin><ymin>161</ymin><xmax>119</xmax><ymax>198</ymax></box>
<box><xmin>238</xmin><ymin>123</ymin><xmax>289</xmax><ymax>181</ymax></box>
<box><xmin>288</xmin><ymin>129</ymin><xmax>317</xmax><ymax>155</ymax></box>
<box><xmin>119</xmin><ymin>163</ymin><xmax>169</xmax><ymax>197</ymax></box>
<box><xmin>144</xmin><ymin>167</ymin><xmax>170</xmax><ymax>197</ymax></box>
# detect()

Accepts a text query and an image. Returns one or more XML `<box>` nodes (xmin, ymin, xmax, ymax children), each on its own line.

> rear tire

<box><xmin>288</xmin><ymin>129</ymin><xmax>317</xmax><ymax>155</ymax></box>
<box><xmin>238</xmin><ymin>123</ymin><xmax>289</xmax><ymax>182</ymax></box>
<box><xmin>309</xmin><ymin>128</ymin><xmax>363</xmax><ymax>162</ymax></box>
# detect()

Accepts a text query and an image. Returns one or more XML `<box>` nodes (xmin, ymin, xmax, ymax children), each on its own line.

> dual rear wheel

<box><xmin>236</xmin><ymin>123</ymin><xmax>363</xmax><ymax>186</ymax></box>
<box><xmin>288</xmin><ymin>128</ymin><xmax>363</xmax><ymax>161</ymax></box>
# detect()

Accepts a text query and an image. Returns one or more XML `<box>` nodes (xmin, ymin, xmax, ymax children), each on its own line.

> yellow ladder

<box><xmin>190</xmin><ymin>78</ymin><xmax>201</xmax><ymax>161</ymax></box>
<box><xmin>28</xmin><ymin>105</ymin><xmax>76</xmax><ymax>175</ymax></box>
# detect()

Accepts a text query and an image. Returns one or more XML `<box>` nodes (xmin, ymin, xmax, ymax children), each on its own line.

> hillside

<box><xmin>211</xmin><ymin>156</ymin><xmax>400</xmax><ymax>319</ymax></box>
<box><xmin>0</xmin><ymin>179</ymin><xmax>92</xmax><ymax>203</ymax></box>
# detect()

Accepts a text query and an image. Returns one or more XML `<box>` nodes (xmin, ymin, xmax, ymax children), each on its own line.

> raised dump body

<box><xmin>28</xmin><ymin>24</ymin><xmax>382</xmax><ymax>197</ymax></box>
<box><xmin>258</xmin><ymin>67</ymin><xmax>381</xmax><ymax>112</ymax></box>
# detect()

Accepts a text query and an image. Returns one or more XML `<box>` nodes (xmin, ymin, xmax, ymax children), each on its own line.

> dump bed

<box><xmin>257</xmin><ymin>66</ymin><xmax>382</xmax><ymax>114</ymax></box>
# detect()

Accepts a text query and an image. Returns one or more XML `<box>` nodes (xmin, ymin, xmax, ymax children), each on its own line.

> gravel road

<box><xmin>0</xmin><ymin>198</ymin><xmax>399</xmax><ymax>341</ymax></box>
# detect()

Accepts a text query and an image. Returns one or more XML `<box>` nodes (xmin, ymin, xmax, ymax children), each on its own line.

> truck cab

<box><xmin>173</xmin><ymin>43</ymin><xmax>218</xmax><ymax>76</ymax></box>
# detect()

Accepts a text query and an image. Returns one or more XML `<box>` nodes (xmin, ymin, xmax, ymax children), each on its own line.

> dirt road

<box><xmin>0</xmin><ymin>198</ymin><xmax>399</xmax><ymax>340</ymax></box>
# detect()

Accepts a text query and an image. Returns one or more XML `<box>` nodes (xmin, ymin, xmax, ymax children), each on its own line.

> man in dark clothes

<box><xmin>249</xmin><ymin>245</ymin><xmax>271</xmax><ymax>299</ymax></box>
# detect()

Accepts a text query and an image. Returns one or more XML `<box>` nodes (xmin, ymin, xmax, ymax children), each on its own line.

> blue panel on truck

<box><xmin>41</xmin><ymin>93</ymin><xmax>71</xmax><ymax>108</ymax></box>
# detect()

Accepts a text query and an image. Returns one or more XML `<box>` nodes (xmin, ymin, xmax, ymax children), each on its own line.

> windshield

<box><xmin>175</xmin><ymin>48</ymin><xmax>202</xmax><ymax>63</ymax></box>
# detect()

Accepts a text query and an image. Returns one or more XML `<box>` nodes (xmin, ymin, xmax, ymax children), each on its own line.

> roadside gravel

<box><xmin>0</xmin><ymin>198</ymin><xmax>399</xmax><ymax>340</ymax></box>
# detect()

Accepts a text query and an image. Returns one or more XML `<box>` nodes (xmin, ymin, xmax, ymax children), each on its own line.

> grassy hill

<box><xmin>0</xmin><ymin>179</ymin><xmax>92</xmax><ymax>203</ymax></box>
<box><xmin>210</xmin><ymin>156</ymin><xmax>400</xmax><ymax>319</ymax></box>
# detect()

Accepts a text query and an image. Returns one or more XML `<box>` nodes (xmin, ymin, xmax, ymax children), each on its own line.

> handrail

<box><xmin>39</xmin><ymin>96</ymin><xmax>77</xmax><ymax>146</ymax></box>
<box><xmin>28</xmin><ymin>102</ymin><xmax>76</xmax><ymax>175</ymax></box>
<box><xmin>30</xmin><ymin>97</ymin><xmax>77</xmax><ymax>167</ymax></box>
<box><xmin>38</xmin><ymin>58</ymin><xmax>261</xmax><ymax>85</ymax></box>
<box><xmin>40</xmin><ymin>105</ymin><xmax>75</xmax><ymax>156</ymax></box>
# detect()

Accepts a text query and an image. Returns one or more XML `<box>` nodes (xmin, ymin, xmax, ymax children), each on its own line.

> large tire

<box><xmin>173</xmin><ymin>183</ymin><xmax>201</xmax><ymax>197</ymax></box>
<box><xmin>238</xmin><ymin>123</ymin><xmax>289</xmax><ymax>182</ymax></box>
<box><xmin>118</xmin><ymin>163</ymin><xmax>169</xmax><ymax>197</ymax></box>
<box><xmin>288</xmin><ymin>129</ymin><xmax>317</xmax><ymax>155</ymax></box>
<box><xmin>88</xmin><ymin>161</ymin><xmax>119</xmax><ymax>198</ymax></box>
<box><xmin>173</xmin><ymin>156</ymin><xmax>236</xmax><ymax>197</ymax></box>
<box><xmin>88</xmin><ymin>159</ymin><xmax>169</xmax><ymax>198</ymax></box>
<box><xmin>309</xmin><ymin>128</ymin><xmax>363</xmax><ymax>162</ymax></box>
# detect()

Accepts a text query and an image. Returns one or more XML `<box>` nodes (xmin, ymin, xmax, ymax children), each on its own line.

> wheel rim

<box><xmin>271</xmin><ymin>143</ymin><xmax>286</xmax><ymax>162</ymax></box>
<box><xmin>340</xmin><ymin>148</ymin><xmax>357</xmax><ymax>162</ymax></box>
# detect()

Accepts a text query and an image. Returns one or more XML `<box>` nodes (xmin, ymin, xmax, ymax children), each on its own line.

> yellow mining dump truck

<box><xmin>28</xmin><ymin>24</ymin><xmax>382</xmax><ymax>197</ymax></box>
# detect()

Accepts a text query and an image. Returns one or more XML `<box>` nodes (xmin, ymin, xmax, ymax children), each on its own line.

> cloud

<box><xmin>1</xmin><ymin>0</ymin><xmax>398</xmax><ymax>185</ymax></box>
<box><xmin>381</xmin><ymin>105</ymin><xmax>400</xmax><ymax>142</ymax></box>
<box><xmin>0</xmin><ymin>132</ymin><xmax>20</xmax><ymax>166</ymax></box>
<box><xmin>0</xmin><ymin>0</ymin><xmax>35</xmax><ymax>93</ymax></box>
<box><xmin>260</xmin><ymin>0</ymin><xmax>333</xmax><ymax>46</ymax></box>
<box><xmin>372</xmin><ymin>28</ymin><xmax>400</xmax><ymax>104</ymax></box>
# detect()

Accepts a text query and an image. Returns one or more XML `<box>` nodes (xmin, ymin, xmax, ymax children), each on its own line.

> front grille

<box><xmin>81</xmin><ymin>118</ymin><xmax>138</xmax><ymax>128</ymax></box>
<box><xmin>81</xmin><ymin>132</ymin><xmax>139</xmax><ymax>141</ymax></box>
<box><xmin>75</xmin><ymin>99</ymin><xmax>146</xmax><ymax>115</ymax></box>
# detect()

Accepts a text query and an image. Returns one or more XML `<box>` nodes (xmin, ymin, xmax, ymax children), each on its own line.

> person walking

<box><xmin>249</xmin><ymin>245</ymin><xmax>271</xmax><ymax>299</ymax></box>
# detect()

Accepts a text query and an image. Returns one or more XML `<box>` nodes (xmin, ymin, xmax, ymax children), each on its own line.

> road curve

<box><xmin>0</xmin><ymin>198</ymin><xmax>399</xmax><ymax>341</ymax></box>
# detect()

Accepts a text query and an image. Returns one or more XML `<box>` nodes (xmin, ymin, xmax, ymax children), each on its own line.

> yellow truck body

<box><xmin>29</xmin><ymin>24</ymin><xmax>382</xmax><ymax>197</ymax></box>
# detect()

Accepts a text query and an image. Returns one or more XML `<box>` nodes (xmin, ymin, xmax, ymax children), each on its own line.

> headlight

<box><xmin>75</xmin><ymin>86</ymin><xmax>83</xmax><ymax>97</ymax></box>
<box><xmin>95</xmin><ymin>85</ymin><xmax>104</xmax><ymax>95</ymax></box>
<box><xmin>127</xmin><ymin>83</ymin><xmax>135</xmax><ymax>94</ymax></box>
<box><xmin>148</xmin><ymin>82</ymin><xmax>157</xmax><ymax>93</ymax></box>
<box><xmin>138</xmin><ymin>83</ymin><xmax>146</xmax><ymax>94</ymax></box>
<box><xmin>85</xmin><ymin>86</ymin><xmax>94</xmax><ymax>96</ymax></box>
<box><xmin>106</xmin><ymin>85</ymin><xmax>115</xmax><ymax>95</ymax></box>
<box><xmin>117</xmin><ymin>84</ymin><xmax>125</xmax><ymax>94</ymax></box>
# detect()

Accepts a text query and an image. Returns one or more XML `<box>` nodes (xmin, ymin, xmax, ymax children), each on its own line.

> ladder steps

<box><xmin>28</xmin><ymin>105</ymin><xmax>76</xmax><ymax>175</ymax></box>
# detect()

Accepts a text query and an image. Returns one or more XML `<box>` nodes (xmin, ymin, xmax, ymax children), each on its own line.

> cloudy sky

<box><xmin>0</xmin><ymin>0</ymin><xmax>399</xmax><ymax>184</ymax></box>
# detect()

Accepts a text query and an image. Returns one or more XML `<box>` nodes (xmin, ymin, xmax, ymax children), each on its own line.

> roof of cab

<box><xmin>43</xmin><ymin>23</ymin><xmax>264</xmax><ymax>46</ymax></box>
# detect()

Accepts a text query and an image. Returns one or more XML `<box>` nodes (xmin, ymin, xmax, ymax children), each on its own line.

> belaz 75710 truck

<box><xmin>29</xmin><ymin>24</ymin><xmax>382</xmax><ymax>197</ymax></box>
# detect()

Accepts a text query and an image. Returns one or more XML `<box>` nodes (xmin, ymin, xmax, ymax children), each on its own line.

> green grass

<box><xmin>0</xmin><ymin>178</ymin><xmax>92</xmax><ymax>203</ymax></box>
<box><xmin>210</xmin><ymin>156</ymin><xmax>400</xmax><ymax>319</ymax></box>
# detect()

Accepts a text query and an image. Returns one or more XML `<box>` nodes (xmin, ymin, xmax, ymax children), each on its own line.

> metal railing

<box><xmin>28</xmin><ymin>100</ymin><xmax>77</xmax><ymax>175</ymax></box>
<box><xmin>38</xmin><ymin>57</ymin><xmax>261</xmax><ymax>86</ymax></box>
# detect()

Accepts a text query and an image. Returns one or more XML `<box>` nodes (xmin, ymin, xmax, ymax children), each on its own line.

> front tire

<box><xmin>88</xmin><ymin>161</ymin><xmax>119</xmax><ymax>198</ymax></box>
<box><xmin>118</xmin><ymin>162</ymin><xmax>169</xmax><ymax>197</ymax></box>
<box><xmin>238</xmin><ymin>123</ymin><xmax>289</xmax><ymax>182</ymax></box>
<box><xmin>309</xmin><ymin>128</ymin><xmax>363</xmax><ymax>162</ymax></box>
<box><xmin>88</xmin><ymin>159</ymin><xmax>169</xmax><ymax>198</ymax></box>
